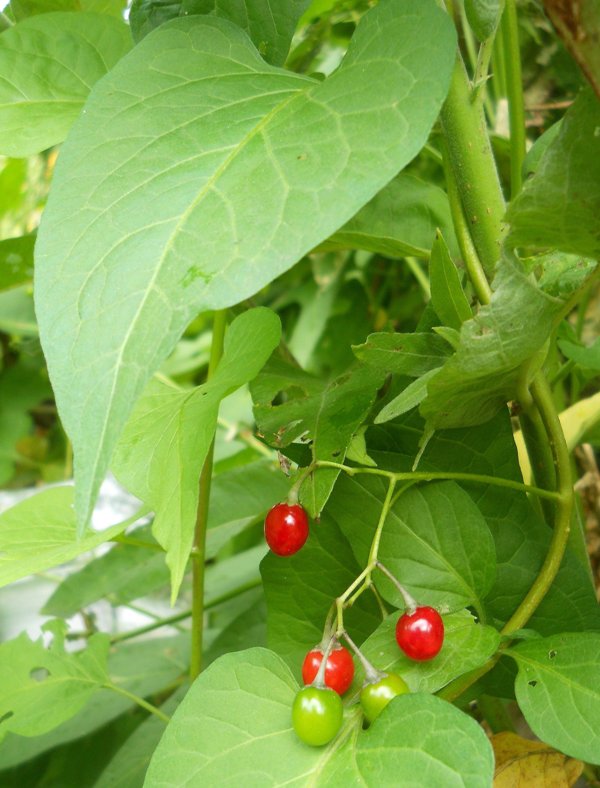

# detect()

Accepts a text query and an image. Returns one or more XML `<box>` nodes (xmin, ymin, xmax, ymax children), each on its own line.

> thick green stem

<box><xmin>440</xmin><ymin>55</ymin><xmax>506</xmax><ymax>275</ymax></box>
<box><xmin>190</xmin><ymin>309</ymin><xmax>228</xmax><ymax>681</ymax></box>
<box><xmin>500</xmin><ymin>0</ymin><xmax>526</xmax><ymax>196</ymax></box>
<box><xmin>442</xmin><ymin>141</ymin><xmax>493</xmax><ymax>305</ymax></box>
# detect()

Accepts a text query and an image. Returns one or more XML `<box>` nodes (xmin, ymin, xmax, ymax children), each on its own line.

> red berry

<box><xmin>302</xmin><ymin>645</ymin><xmax>355</xmax><ymax>695</ymax></box>
<box><xmin>264</xmin><ymin>503</ymin><xmax>309</xmax><ymax>556</ymax></box>
<box><xmin>395</xmin><ymin>606</ymin><xmax>444</xmax><ymax>661</ymax></box>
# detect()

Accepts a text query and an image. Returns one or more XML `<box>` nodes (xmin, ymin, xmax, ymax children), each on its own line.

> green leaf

<box><xmin>509</xmin><ymin>633</ymin><xmax>600</xmax><ymax>764</ymax></box>
<box><xmin>0</xmin><ymin>635</ymin><xmax>188</xmax><ymax>770</ymax></box>
<box><xmin>320</xmin><ymin>173</ymin><xmax>458</xmax><ymax>259</ymax></box>
<box><xmin>327</xmin><ymin>693</ymin><xmax>494</xmax><ymax>787</ymax></box>
<box><xmin>464</xmin><ymin>0</ymin><xmax>502</xmax><ymax>41</ymax></box>
<box><xmin>522</xmin><ymin>120</ymin><xmax>562</xmax><ymax>179</ymax></box>
<box><xmin>507</xmin><ymin>88</ymin><xmax>600</xmax><ymax>258</ymax></box>
<box><xmin>368</xmin><ymin>410</ymin><xmax>600</xmax><ymax>635</ymax></box>
<box><xmin>288</xmin><ymin>255</ymin><xmax>345</xmax><ymax>369</ymax></box>
<box><xmin>329</xmin><ymin>478</ymin><xmax>496</xmax><ymax>612</ymax></box>
<box><xmin>421</xmin><ymin>256</ymin><xmax>561</xmax><ymax>429</ymax></box>
<box><xmin>353</xmin><ymin>332</ymin><xmax>452</xmax><ymax>377</ymax></box>
<box><xmin>359</xmin><ymin>610</ymin><xmax>501</xmax><ymax>693</ymax></box>
<box><xmin>0</xmin><ymin>13</ymin><xmax>132</xmax><ymax>157</ymax></box>
<box><xmin>0</xmin><ymin>357</ymin><xmax>50</xmax><ymax>484</ymax></box>
<box><xmin>144</xmin><ymin>648</ymin><xmax>494</xmax><ymax>787</ymax></box>
<box><xmin>429</xmin><ymin>231</ymin><xmax>472</xmax><ymax>331</ymax></box>
<box><xmin>0</xmin><ymin>628</ymin><xmax>109</xmax><ymax>742</ymax></box>
<box><xmin>261</xmin><ymin>513</ymin><xmax>380</xmax><ymax>676</ymax></box>
<box><xmin>112</xmin><ymin>308</ymin><xmax>280</xmax><ymax>600</ymax></box>
<box><xmin>559</xmin><ymin>336</ymin><xmax>600</xmax><ymax>371</ymax></box>
<box><xmin>205</xmin><ymin>544</ymin><xmax>265</xmax><ymax>606</ymax></box>
<box><xmin>94</xmin><ymin>687</ymin><xmax>186</xmax><ymax>788</ymax></box>
<box><xmin>0</xmin><ymin>159</ymin><xmax>27</xmax><ymax>217</ymax></box>
<box><xmin>536</xmin><ymin>252</ymin><xmax>596</xmax><ymax>300</ymax></box>
<box><xmin>0</xmin><ymin>487</ymin><xmax>141</xmax><ymax>589</ymax></box>
<box><xmin>252</xmin><ymin>357</ymin><xmax>384</xmax><ymax>515</ymax></box>
<box><xmin>130</xmin><ymin>0</ymin><xmax>311</xmax><ymax>65</ymax></box>
<box><xmin>41</xmin><ymin>525</ymin><xmax>169</xmax><ymax>618</ymax></box>
<box><xmin>0</xmin><ymin>287</ymin><xmax>37</xmax><ymax>336</ymax></box>
<box><xmin>10</xmin><ymin>0</ymin><xmax>79</xmax><ymax>19</ymax></box>
<box><xmin>34</xmin><ymin>0</ymin><xmax>456</xmax><ymax>530</ymax></box>
<box><xmin>374</xmin><ymin>368</ymin><xmax>439</xmax><ymax>423</ymax></box>
<box><xmin>205</xmin><ymin>460</ymin><xmax>291</xmax><ymax>558</ymax></box>
<box><xmin>0</xmin><ymin>235</ymin><xmax>35</xmax><ymax>292</ymax></box>
<box><xmin>205</xmin><ymin>594</ymin><xmax>267</xmax><ymax>667</ymax></box>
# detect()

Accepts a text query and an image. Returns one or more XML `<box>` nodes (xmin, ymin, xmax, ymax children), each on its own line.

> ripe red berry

<box><xmin>302</xmin><ymin>644</ymin><xmax>355</xmax><ymax>695</ymax></box>
<box><xmin>395</xmin><ymin>606</ymin><xmax>444</xmax><ymax>661</ymax></box>
<box><xmin>264</xmin><ymin>503</ymin><xmax>309</xmax><ymax>556</ymax></box>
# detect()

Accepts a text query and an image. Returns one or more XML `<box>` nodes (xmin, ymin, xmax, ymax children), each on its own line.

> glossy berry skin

<box><xmin>264</xmin><ymin>503</ymin><xmax>309</xmax><ymax>556</ymax></box>
<box><xmin>360</xmin><ymin>673</ymin><xmax>409</xmax><ymax>723</ymax></box>
<box><xmin>302</xmin><ymin>645</ymin><xmax>355</xmax><ymax>695</ymax></box>
<box><xmin>395</xmin><ymin>606</ymin><xmax>444</xmax><ymax>661</ymax></box>
<box><xmin>292</xmin><ymin>686</ymin><xmax>343</xmax><ymax>746</ymax></box>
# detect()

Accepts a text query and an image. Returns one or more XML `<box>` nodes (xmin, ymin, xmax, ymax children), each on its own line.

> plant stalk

<box><xmin>190</xmin><ymin>309</ymin><xmax>228</xmax><ymax>681</ymax></box>
<box><xmin>106</xmin><ymin>683</ymin><xmax>171</xmax><ymax>723</ymax></box>
<box><xmin>500</xmin><ymin>0</ymin><xmax>526</xmax><ymax>196</ymax></box>
<box><xmin>440</xmin><ymin>55</ymin><xmax>506</xmax><ymax>275</ymax></box>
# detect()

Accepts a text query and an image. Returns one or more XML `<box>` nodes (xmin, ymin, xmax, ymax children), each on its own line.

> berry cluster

<box><xmin>264</xmin><ymin>501</ymin><xmax>445</xmax><ymax>747</ymax></box>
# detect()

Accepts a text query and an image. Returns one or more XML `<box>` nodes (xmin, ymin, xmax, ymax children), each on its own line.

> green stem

<box><xmin>442</xmin><ymin>142</ymin><xmax>493</xmax><ymax>304</ymax></box>
<box><xmin>500</xmin><ymin>0</ymin><xmax>526</xmax><ymax>197</ymax></box>
<box><xmin>501</xmin><ymin>375</ymin><xmax>573</xmax><ymax>634</ymax></box>
<box><xmin>111</xmin><ymin>610</ymin><xmax>191</xmax><ymax>644</ymax></box>
<box><xmin>106</xmin><ymin>683</ymin><xmax>171</xmax><ymax>723</ymax></box>
<box><xmin>315</xmin><ymin>460</ymin><xmax>561</xmax><ymax>502</ymax></box>
<box><xmin>367</xmin><ymin>478</ymin><xmax>396</xmax><ymax>565</ymax></box>
<box><xmin>473</xmin><ymin>36</ymin><xmax>497</xmax><ymax>124</ymax></box>
<box><xmin>190</xmin><ymin>309</ymin><xmax>228</xmax><ymax>681</ymax></box>
<box><xmin>436</xmin><ymin>10</ymin><xmax>576</xmax><ymax>703</ymax></box>
<box><xmin>440</xmin><ymin>54</ymin><xmax>506</xmax><ymax>275</ymax></box>
<box><xmin>492</xmin><ymin>23</ymin><xmax>507</xmax><ymax>97</ymax></box>
<box><xmin>335</xmin><ymin>563</ymin><xmax>374</xmax><ymax>635</ymax></box>
<box><xmin>111</xmin><ymin>577</ymin><xmax>261</xmax><ymax>645</ymax></box>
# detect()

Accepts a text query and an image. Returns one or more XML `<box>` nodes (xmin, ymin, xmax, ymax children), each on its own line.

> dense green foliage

<box><xmin>0</xmin><ymin>0</ymin><xmax>599</xmax><ymax>784</ymax></box>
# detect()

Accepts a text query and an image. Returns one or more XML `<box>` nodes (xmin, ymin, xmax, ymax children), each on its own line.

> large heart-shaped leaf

<box><xmin>0</xmin><ymin>13</ymin><xmax>132</xmax><ymax>156</ymax></box>
<box><xmin>34</xmin><ymin>0</ymin><xmax>456</xmax><ymax>529</ymax></box>
<box><xmin>144</xmin><ymin>647</ymin><xmax>494</xmax><ymax>786</ymax></box>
